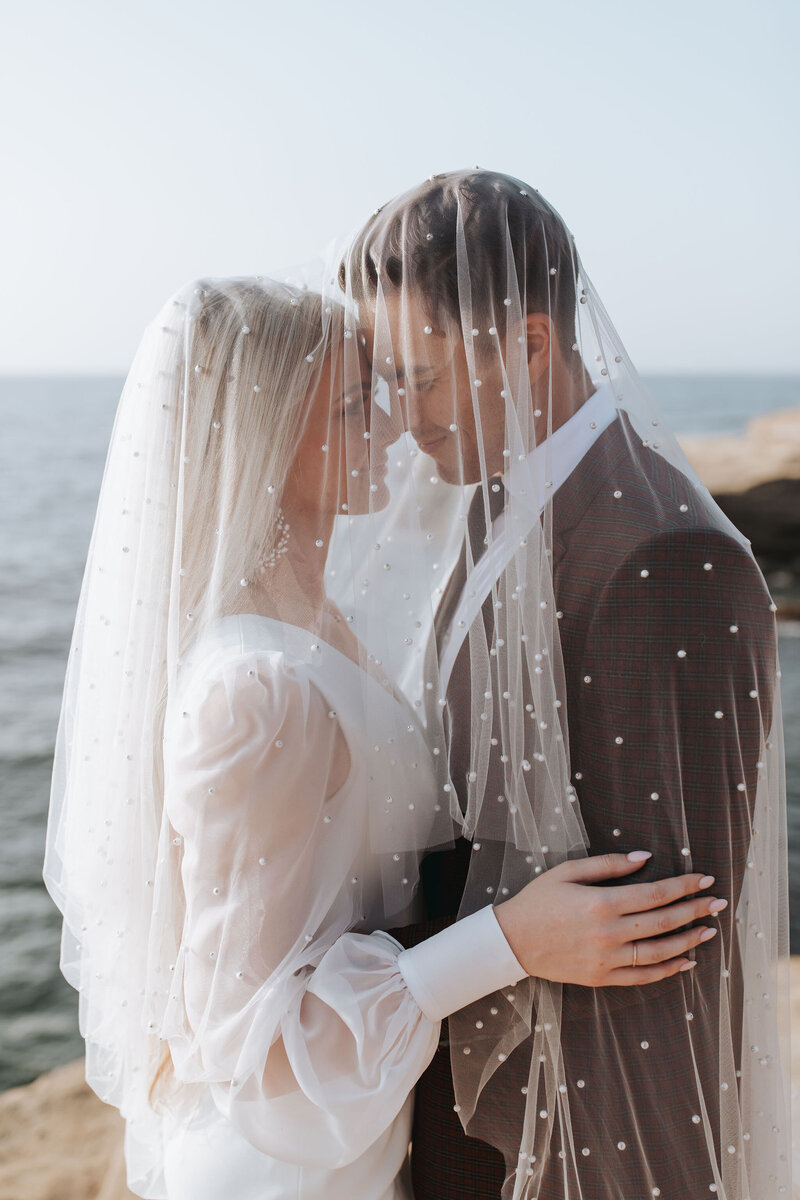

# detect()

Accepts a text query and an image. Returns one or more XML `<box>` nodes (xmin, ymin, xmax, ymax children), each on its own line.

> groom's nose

<box><xmin>402</xmin><ymin>387</ymin><xmax>426</xmax><ymax>434</ymax></box>
<box><xmin>406</xmin><ymin>395</ymin><xmax>448</xmax><ymax>446</ymax></box>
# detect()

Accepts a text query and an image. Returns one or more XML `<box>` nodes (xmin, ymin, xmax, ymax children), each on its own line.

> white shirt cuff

<box><xmin>396</xmin><ymin>905</ymin><xmax>527</xmax><ymax>1022</ymax></box>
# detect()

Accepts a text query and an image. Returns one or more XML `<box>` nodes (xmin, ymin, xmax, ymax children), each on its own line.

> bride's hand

<box><xmin>494</xmin><ymin>851</ymin><xmax>725</xmax><ymax>986</ymax></box>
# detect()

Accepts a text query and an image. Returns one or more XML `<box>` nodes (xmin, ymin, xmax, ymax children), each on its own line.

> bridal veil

<box><xmin>44</xmin><ymin>170</ymin><xmax>791</xmax><ymax>1200</ymax></box>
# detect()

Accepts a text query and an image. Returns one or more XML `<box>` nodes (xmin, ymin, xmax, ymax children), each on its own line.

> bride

<box><xmin>43</xmin><ymin>274</ymin><xmax>739</xmax><ymax>1200</ymax></box>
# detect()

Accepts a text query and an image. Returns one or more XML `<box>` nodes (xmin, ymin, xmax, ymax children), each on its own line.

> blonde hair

<box><xmin>148</xmin><ymin>278</ymin><xmax>342</xmax><ymax>1110</ymax></box>
<box><xmin>179</xmin><ymin>278</ymin><xmax>341</xmax><ymax>640</ymax></box>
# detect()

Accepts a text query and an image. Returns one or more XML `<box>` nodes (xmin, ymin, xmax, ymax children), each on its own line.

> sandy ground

<box><xmin>0</xmin><ymin>1055</ymin><xmax>134</xmax><ymax>1200</ymax></box>
<box><xmin>2</xmin><ymin>962</ymin><xmax>800</xmax><ymax>1200</ymax></box>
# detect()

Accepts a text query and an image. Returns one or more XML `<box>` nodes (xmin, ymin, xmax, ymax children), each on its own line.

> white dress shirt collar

<box><xmin>437</xmin><ymin>383</ymin><xmax>618</xmax><ymax>699</ymax></box>
<box><xmin>501</xmin><ymin>383</ymin><xmax>617</xmax><ymax>513</ymax></box>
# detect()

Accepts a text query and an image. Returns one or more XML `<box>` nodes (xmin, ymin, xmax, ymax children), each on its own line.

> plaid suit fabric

<box><xmin>529</xmin><ymin>424</ymin><xmax>774</xmax><ymax>1199</ymax></box>
<box><xmin>396</xmin><ymin>415</ymin><xmax>777</xmax><ymax>1199</ymax></box>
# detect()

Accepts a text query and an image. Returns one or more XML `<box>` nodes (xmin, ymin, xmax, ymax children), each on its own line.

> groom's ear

<box><xmin>523</xmin><ymin>313</ymin><xmax>553</xmax><ymax>381</ymax></box>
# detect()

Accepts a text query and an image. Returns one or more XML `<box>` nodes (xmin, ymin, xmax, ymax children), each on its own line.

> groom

<box><xmin>344</xmin><ymin>171</ymin><xmax>776</xmax><ymax>1197</ymax></box>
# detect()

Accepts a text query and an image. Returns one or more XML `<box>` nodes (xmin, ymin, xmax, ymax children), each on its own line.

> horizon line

<box><xmin>1</xmin><ymin>368</ymin><xmax>799</xmax><ymax>381</ymax></box>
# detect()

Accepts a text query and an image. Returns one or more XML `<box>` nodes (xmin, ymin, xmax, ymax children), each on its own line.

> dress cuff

<box><xmin>396</xmin><ymin>904</ymin><xmax>527</xmax><ymax>1022</ymax></box>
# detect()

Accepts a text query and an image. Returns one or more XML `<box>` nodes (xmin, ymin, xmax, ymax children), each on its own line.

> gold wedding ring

<box><xmin>632</xmin><ymin>941</ymin><xmax>639</xmax><ymax>968</ymax></box>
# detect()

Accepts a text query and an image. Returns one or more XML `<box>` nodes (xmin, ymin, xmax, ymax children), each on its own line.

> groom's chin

<box><xmin>429</xmin><ymin>455</ymin><xmax>472</xmax><ymax>487</ymax></box>
<box><xmin>433</xmin><ymin>462</ymin><xmax>460</xmax><ymax>485</ymax></box>
<box><xmin>420</xmin><ymin>441</ymin><xmax>483</xmax><ymax>487</ymax></box>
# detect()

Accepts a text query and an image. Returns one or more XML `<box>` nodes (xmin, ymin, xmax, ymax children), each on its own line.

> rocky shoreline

<box><xmin>678</xmin><ymin>404</ymin><xmax>800</xmax><ymax>617</ymax></box>
<box><xmin>0</xmin><ymin>1056</ymin><xmax>133</xmax><ymax>1200</ymax></box>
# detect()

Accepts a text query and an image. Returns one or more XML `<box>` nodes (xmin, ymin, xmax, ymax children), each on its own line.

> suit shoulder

<box><xmin>594</xmin><ymin>526</ymin><xmax>775</xmax><ymax>640</ymax></box>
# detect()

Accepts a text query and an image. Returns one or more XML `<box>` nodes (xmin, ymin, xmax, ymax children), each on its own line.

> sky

<box><xmin>1</xmin><ymin>0</ymin><xmax>798</xmax><ymax>374</ymax></box>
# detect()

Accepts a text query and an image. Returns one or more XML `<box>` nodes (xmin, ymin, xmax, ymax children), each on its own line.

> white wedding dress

<box><xmin>158</xmin><ymin>613</ymin><xmax>442</xmax><ymax>1200</ymax></box>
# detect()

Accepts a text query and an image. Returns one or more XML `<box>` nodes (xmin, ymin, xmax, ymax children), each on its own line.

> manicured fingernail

<box><xmin>679</xmin><ymin>960</ymin><xmax>697</xmax><ymax>971</ymax></box>
<box><xmin>709</xmin><ymin>898</ymin><xmax>728</xmax><ymax>913</ymax></box>
<box><xmin>627</xmin><ymin>850</ymin><xmax>652</xmax><ymax>862</ymax></box>
<box><xmin>699</xmin><ymin>927</ymin><xmax>718</xmax><ymax>941</ymax></box>
<box><xmin>699</xmin><ymin>876</ymin><xmax>715</xmax><ymax>888</ymax></box>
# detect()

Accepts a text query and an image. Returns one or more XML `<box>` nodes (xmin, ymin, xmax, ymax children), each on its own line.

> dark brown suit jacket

<box><xmin>393</xmin><ymin>415</ymin><xmax>776</xmax><ymax>1199</ymax></box>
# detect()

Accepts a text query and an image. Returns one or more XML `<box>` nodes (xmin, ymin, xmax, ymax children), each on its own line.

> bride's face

<box><xmin>287</xmin><ymin>345</ymin><xmax>392</xmax><ymax>524</ymax></box>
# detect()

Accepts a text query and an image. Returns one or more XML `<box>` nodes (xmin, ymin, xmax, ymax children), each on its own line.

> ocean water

<box><xmin>1</xmin><ymin>373</ymin><xmax>798</xmax><ymax>1093</ymax></box>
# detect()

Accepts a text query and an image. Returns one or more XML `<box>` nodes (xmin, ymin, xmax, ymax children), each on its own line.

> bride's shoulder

<box><xmin>174</xmin><ymin>615</ymin><xmax>315</xmax><ymax>708</ymax></box>
<box><xmin>164</xmin><ymin>621</ymin><xmax>351</xmax><ymax>794</ymax></box>
<box><xmin>167</xmin><ymin>617</ymin><xmax>336</xmax><ymax>758</ymax></box>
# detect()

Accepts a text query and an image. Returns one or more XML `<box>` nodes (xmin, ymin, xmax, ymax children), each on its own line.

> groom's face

<box><xmin>364</xmin><ymin>292</ymin><xmax>507</xmax><ymax>485</ymax></box>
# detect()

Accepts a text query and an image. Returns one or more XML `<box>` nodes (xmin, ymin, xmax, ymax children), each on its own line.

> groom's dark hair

<box><xmin>340</xmin><ymin>169</ymin><xmax>578</xmax><ymax>356</ymax></box>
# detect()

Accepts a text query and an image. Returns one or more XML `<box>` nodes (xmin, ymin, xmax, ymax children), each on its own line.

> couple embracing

<box><xmin>44</xmin><ymin>170</ymin><xmax>789</xmax><ymax>1200</ymax></box>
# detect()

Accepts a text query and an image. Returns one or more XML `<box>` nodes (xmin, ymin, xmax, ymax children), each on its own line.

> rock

<box><xmin>679</xmin><ymin>406</ymin><xmax>800</xmax><ymax>561</ymax></box>
<box><xmin>0</xmin><ymin>1059</ymin><xmax>133</xmax><ymax>1200</ymax></box>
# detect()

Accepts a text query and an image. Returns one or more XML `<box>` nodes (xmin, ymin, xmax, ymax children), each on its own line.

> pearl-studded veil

<box><xmin>42</xmin><ymin>276</ymin><xmax>458</xmax><ymax>1195</ymax></box>
<box><xmin>41</xmin><ymin>167</ymin><xmax>792</xmax><ymax>1200</ymax></box>
<box><xmin>336</xmin><ymin>169</ymin><xmax>792</xmax><ymax>1200</ymax></box>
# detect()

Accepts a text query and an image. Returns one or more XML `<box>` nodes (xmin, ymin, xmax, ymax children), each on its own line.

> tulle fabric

<box><xmin>43</xmin><ymin>169</ymin><xmax>792</xmax><ymax>1200</ymax></box>
<box><xmin>42</xmin><ymin>277</ymin><xmax>454</xmax><ymax>1196</ymax></box>
<box><xmin>160</xmin><ymin>617</ymin><xmax>441</xmax><ymax>1168</ymax></box>
<box><xmin>335</xmin><ymin>170</ymin><xmax>792</xmax><ymax>1199</ymax></box>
